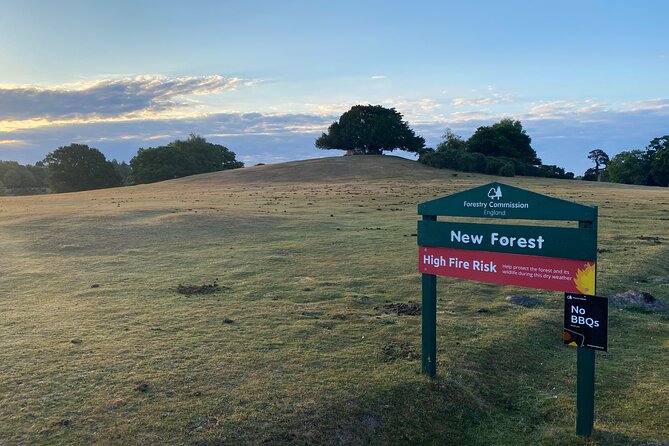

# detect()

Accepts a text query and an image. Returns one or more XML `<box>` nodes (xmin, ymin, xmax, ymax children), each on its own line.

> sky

<box><xmin>0</xmin><ymin>0</ymin><xmax>667</xmax><ymax>175</ymax></box>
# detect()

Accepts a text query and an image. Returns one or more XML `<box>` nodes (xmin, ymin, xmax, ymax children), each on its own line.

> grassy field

<box><xmin>1</xmin><ymin>156</ymin><xmax>667</xmax><ymax>445</ymax></box>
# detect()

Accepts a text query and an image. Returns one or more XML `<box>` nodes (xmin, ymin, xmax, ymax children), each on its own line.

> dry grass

<box><xmin>0</xmin><ymin>155</ymin><xmax>667</xmax><ymax>445</ymax></box>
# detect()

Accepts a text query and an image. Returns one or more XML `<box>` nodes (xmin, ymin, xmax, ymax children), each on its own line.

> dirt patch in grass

<box><xmin>176</xmin><ymin>279</ymin><xmax>221</xmax><ymax>295</ymax></box>
<box><xmin>505</xmin><ymin>295</ymin><xmax>542</xmax><ymax>307</ymax></box>
<box><xmin>381</xmin><ymin>341</ymin><xmax>419</xmax><ymax>361</ymax></box>
<box><xmin>381</xmin><ymin>302</ymin><xmax>421</xmax><ymax>315</ymax></box>
<box><xmin>609</xmin><ymin>290</ymin><xmax>669</xmax><ymax>312</ymax></box>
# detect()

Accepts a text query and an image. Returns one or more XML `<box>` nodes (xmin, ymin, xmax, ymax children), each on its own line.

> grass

<box><xmin>0</xmin><ymin>155</ymin><xmax>667</xmax><ymax>445</ymax></box>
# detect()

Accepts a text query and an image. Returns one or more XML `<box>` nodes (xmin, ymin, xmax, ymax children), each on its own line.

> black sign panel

<box><xmin>563</xmin><ymin>293</ymin><xmax>608</xmax><ymax>351</ymax></box>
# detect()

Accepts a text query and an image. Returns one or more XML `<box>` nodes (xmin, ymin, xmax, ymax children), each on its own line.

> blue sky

<box><xmin>0</xmin><ymin>0</ymin><xmax>667</xmax><ymax>174</ymax></box>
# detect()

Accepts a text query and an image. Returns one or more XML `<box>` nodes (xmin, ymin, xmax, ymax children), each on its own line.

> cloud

<box><xmin>452</xmin><ymin>93</ymin><xmax>512</xmax><ymax>107</ymax></box>
<box><xmin>0</xmin><ymin>111</ymin><xmax>333</xmax><ymax>165</ymax></box>
<box><xmin>622</xmin><ymin>98</ymin><xmax>669</xmax><ymax>112</ymax></box>
<box><xmin>0</xmin><ymin>75</ymin><xmax>254</xmax><ymax>122</ymax></box>
<box><xmin>370</xmin><ymin>75</ymin><xmax>387</xmax><ymax>80</ymax></box>
<box><xmin>1</xmin><ymin>77</ymin><xmax>667</xmax><ymax>176</ymax></box>
<box><xmin>525</xmin><ymin>100</ymin><xmax>609</xmax><ymax>120</ymax></box>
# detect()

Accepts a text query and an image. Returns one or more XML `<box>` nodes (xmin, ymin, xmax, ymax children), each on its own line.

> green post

<box><xmin>576</xmin><ymin>217</ymin><xmax>597</xmax><ymax>436</ymax></box>
<box><xmin>422</xmin><ymin>273</ymin><xmax>437</xmax><ymax>377</ymax></box>
<box><xmin>421</xmin><ymin>214</ymin><xmax>437</xmax><ymax>378</ymax></box>
<box><xmin>576</xmin><ymin>347</ymin><xmax>596</xmax><ymax>435</ymax></box>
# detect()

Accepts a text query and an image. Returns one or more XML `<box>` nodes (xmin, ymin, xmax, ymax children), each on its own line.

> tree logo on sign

<box><xmin>487</xmin><ymin>186</ymin><xmax>502</xmax><ymax>200</ymax></box>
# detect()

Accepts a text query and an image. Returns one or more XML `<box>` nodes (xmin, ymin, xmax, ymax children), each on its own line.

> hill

<box><xmin>172</xmin><ymin>155</ymin><xmax>444</xmax><ymax>184</ymax></box>
<box><xmin>0</xmin><ymin>156</ymin><xmax>667</xmax><ymax>445</ymax></box>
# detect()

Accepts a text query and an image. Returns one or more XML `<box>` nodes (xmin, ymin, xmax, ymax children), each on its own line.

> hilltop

<box><xmin>171</xmin><ymin>155</ymin><xmax>443</xmax><ymax>185</ymax></box>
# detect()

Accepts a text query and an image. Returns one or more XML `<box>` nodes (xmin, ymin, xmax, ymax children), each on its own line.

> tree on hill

<box><xmin>111</xmin><ymin>160</ymin><xmax>132</xmax><ymax>185</ymax></box>
<box><xmin>130</xmin><ymin>134</ymin><xmax>243</xmax><ymax>184</ymax></box>
<box><xmin>42</xmin><ymin>144</ymin><xmax>122</xmax><ymax>193</ymax></box>
<box><xmin>315</xmin><ymin>105</ymin><xmax>425</xmax><ymax>155</ymax></box>
<box><xmin>3</xmin><ymin>169</ymin><xmax>25</xmax><ymax>189</ymax></box>
<box><xmin>601</xmin><ymin>149</ymin><xmax>650</xmax><ymax>185</ymax></box>
<box><xmin>0</xmin><ymin>161</ymin><xmax>47</xmax><ymax>190</ymax></box>
<box><xmin>466</xmin><ymin>119</ymin><xmax>540</xmax><ymax>165</ymax></box>
<box><xmin>647</xmin><ymin>135</ymin><xmax>669</xmax><ymax>187</ymax></box>
<box><xmin>435</xmin><ymin>129</ymin><xmax>467</xmax><ymax>152</ymax></box>
<box><xmin>582</xmin><ymin>168</ymin><xmax>599</xmax><ymax>181</ymax></box>
<box><xmin>587</xmin><ymin>149</ymin><xmax>609</xmax><ymax>181</ymax></box>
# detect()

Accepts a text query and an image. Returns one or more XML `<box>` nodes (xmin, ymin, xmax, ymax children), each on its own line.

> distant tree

<box><xmin>601</xmin><ymin>150</ymin><xmax>651</xmax><ymax>185</ymax></box>
<box><xmin>315</xmin><ymin>105</ymin><xmax>425</xmax><ymax>155</ymax></box>
<box><xmin>130</xmin><ymin>134</ymin><xmax>243</xmax><ymax>184</ymax></box>
<box><xmin>466</xmin><ymin>119</ymin><xmax>540</xmax><ymax>164</ymax></box>
<box><xmin>647</xmin><ymin>135</ymin><xmax>669</xmax><ymax>187</ymax></box>
<box><xmin>111</xmin><ymin>160</ymin><xmax>132</xmax><ymax>185</ymax></box>
<box><xmin>3</xmin><ymin>169</ymin><xmax>24</xmax><ymax>188</ymax></box>
<box><xmin>534</xmin><ymin>164</ymin><xmax>574</xmax><ymax>179</ymax></box>
<box><xmin>587</xmin><ymin>149</ymin><xmax>609</xmax><ymax>181</ymax></box>
<box><xmin>25</xmin><ymin>164</ymin><xmax>47</xmax><ymax>187</ymax></box>
<box><xmin>436</xmin><ymin>129</ymin><xmax>467</xmax><ymax>152</ymax></box>
<box><xmin>42</xmin><ymin>144</ymin><xmax>122</xmax><ymax>192</ymax></box>
<box><xmin>0</xmin><ymin>161</ymin><xmax>47</xmax><ymax>191</ymax></box>
<box><xmin>582</xmin><ymin>167</ymin><xmax>598</xmax><ymax>181</ymax></box>
<box><xmin>0</xmin><ymin>180</ymin><xmax>5</xmax><ymax>195</ymax></box>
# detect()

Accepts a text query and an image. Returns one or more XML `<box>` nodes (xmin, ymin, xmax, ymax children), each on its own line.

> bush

<box><xmin>498</xmin><ymin>162</ymin><xmax>516</xmax><ymax>177</ymax></box>
<box><xmin>484</xmin><ymin>157</ymin><xmax>504</xmax><ymax>175</ymax></box>
<box><xmin>42</xmin><ymin>144</ymin><xmax>122</xmax><ymax>193</ymax></box>
<box><xmin>130</xmin><ymin>134</ymin><xmax>243</xmax><ymax>184</ymax></box>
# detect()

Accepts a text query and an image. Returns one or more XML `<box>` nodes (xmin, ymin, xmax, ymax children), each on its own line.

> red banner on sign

<box><xmin>419</xmin><ymin>246</ymin><xmax>595</xmax><ymax>294</ymax></box>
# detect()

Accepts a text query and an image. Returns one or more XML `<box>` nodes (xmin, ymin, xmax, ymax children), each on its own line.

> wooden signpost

<box><xmin>417</xmin><ymin>182</ymin><xmax>603</xmax><ymax>436</ymax></box>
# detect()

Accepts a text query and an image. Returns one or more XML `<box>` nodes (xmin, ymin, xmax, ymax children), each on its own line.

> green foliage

<box><xmin>582</xmin><ymin>167</ymin><xmax>598</xmax><ymax>181</ymax></box>
<box><xmin>587</xmin><ymin>149</ymin><xmax>609</xmax><ymax>180</ymax></box>
<box><xmin>533</xmin><ymin>164</ymin><xmax>574</xmax><ymax>179</ymax></box>
<box><xmin>595</xmin><ymin>136</ymin><xmax>668</xmax><ymax>187</ymax></box>
<box><xmin>466</xmin><ymin>119</ymin><xmax>540</xmax><ymax>164</ymax></box>
<box><xmin>0</xmin><ymin>180</ymin><xmax>5</xmax><ymax>195</ymax></box>
<box><xmin>497</xmin><ymin>162</ymin><xmax>516</xmax><ymax>177</ymax></box>
<box><xmin>601</xmin><ymin>150</ymin><xmax>650</xmax><ymax>185</ymax></box>
<box><xmin>315</xmin><ymin>105</ymin><xmax>425</xmax><ymax>154</ymax></box>
<box><xmin>435</xmin><ymin>129</ymin><xmax>466</xmax><ymax>152</ymax></box>
<box><xmin>42</xmin><ymin>144</ymin><xmax>122</xmax><ymax>193</ymax></box>
<box><xmin>3</xmin><ymin>169</ymin><xmax>24</xmax><ymax>188</ymax></box>
<box><xmin>647</xmin><ymin>135</ymin><xmax>669</xmax><ymax>187</ymax></box>
<box><xmin>420</xmin><ymin>128</ymin><xmax>573</xmax><ymax>179</ymax></box>
<box><xmin>110</xmin><ymin>159</ymin><xmax>132</xmax><ymax>185</ymax></box>
<box><xmin>420</xmin><ymin>149</ymin><xmax>516</xmax><ymax>177</ymax></box>
<box><xmin>0</xmin><ymin>161</ymin><xmax>48</xmax><ymax>192</ymax></box>
<box><xmin>130</xmin><ymin>134</ymin><xmax>243</xmax><ymax>184</ymax></box>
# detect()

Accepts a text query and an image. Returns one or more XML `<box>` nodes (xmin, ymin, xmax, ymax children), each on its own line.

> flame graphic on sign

<box><xmin>573</xmin><ymin>263</ymin><xmax>596</xmax><ymax>294</ymax></box>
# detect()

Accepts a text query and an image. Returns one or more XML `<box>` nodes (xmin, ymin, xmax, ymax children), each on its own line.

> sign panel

<box><xmin>418</xmin><ymin>182</ymin><xmax>597</xmax><ymax>222</ymax></box>
<box><xmin>418</xmin><ymin>220</ymin><xmax>596</xmax><ymax>261</ymax></box>
<box><xmin>419</xmin><ymin>246</ymin><xmax>596</xmax><ymax>294</ymax></box>
<box><xmin>563</xmin><ymin>293</ymin><xmax>608</xmax><ymax>351</ymax></box>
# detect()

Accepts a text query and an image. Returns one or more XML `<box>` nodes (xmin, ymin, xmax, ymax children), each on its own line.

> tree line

<box><xmin>583</xmin><ymin>136</ymin><xmax>669</xmax><ymax>187</ymax></box>
<box><xmin>0</xmin><ymin>135</ymin><xmax>243</xmax><ymax>194</ymax></box>
<box><xmin>317</xmin><ymin>105</ymin><xmax>573</xmax><ymax>179</ymax></box>
<box><xmin>317</xmin><ymin>105</ymin><xmax>668</xmax><ymax>186</ymax></box>
<box><xmin>1</xmin><ymin>106</ymin><xmax>666</xmax><ymax>194</ymax></box>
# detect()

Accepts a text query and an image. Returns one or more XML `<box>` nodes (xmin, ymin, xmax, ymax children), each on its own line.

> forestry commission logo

<box><xmin>487</xmin><ymin>186</ymin><xmax>502</xmax><ymax>200</ymax></box>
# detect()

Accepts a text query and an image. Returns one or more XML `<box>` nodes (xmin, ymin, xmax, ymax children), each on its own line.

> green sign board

<box><xmin>417</xmin><ymin>182</ymin><xmax>599</xmax><ymax>437</ymax></box>
<box><xmin>418</xmin><ymin>182</ymin><xmax>597</xmax><ymax>222</ymax></box>
<box><xmin>418</xmin><ymin>220</ymin><xmax>597</xmax><ymax>260</ymax></box>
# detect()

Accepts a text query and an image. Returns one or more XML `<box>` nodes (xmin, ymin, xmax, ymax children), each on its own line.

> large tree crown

<box><xmin>316</xmin><ymin>105</ymin><xmax>425</xmax><ymax>155</ymax></box>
